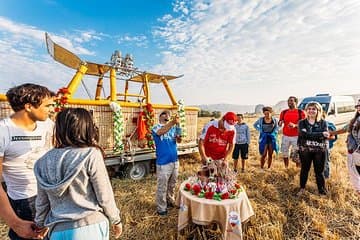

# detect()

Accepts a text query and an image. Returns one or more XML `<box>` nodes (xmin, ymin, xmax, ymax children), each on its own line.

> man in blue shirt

<box><xmin>152</xmin><ymin>110</ymin><xmax>181</xmax><ymax>216</ymax></box>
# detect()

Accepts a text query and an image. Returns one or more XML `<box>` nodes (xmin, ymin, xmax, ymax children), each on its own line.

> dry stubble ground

<box><xmin>1</xmin><ymin>116</ymin><xmax>360</xmax><ymax>239</ymax></box>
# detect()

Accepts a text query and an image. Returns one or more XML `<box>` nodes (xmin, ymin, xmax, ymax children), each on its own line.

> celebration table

<box><xmin>176</xmin><ymin>180</ymin><xmax>254</xmax><ymax>240</ymax></box>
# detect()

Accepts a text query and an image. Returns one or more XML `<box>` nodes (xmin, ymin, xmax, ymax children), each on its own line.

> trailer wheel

<box><xmin>125</xmin><ymin>162</ymin><xmax>149</xmax><ymax>180</ymax></box>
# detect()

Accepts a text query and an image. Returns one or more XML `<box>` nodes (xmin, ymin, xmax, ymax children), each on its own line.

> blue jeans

<box><xmin>50</xmin><ymin>221</ymin><xmax>109</xmax><ymax>240</ymax></box>
<box><xmin>8</xmin><ymin>195</ymin><xmax>38</xmax><ymax>240</ymax></box>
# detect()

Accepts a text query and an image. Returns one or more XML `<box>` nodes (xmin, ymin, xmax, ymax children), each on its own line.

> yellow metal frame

<box><xmin>95</xmin><ymin>77</ymin><xmax>103</xmax><ymax>100</ymax></box>
<box><xmin>67</xmin><ymin>64</ymin><xmax>88</xmax><ymax>98</ymax></box>
<box><xmin>56</xmin><ymin>62</ymin><xmax>199</xmax><ymax>111</ymax></box>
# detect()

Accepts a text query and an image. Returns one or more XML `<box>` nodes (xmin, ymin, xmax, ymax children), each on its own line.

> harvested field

<box><xmin>1</xmin><ymin>116</ymin><xmax>360</xmax><ymax>239</ymax></box>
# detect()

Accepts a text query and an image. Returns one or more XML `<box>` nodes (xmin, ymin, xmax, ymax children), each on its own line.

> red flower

<box><xmin>230</xmin><ymin>189</ymin><xmax>237</xmax><ymax>195</ymax></box>
<box><xmin>54</xmin><ymin>87</ymin><xmax>69</xmax><ymax>112</ymax></box>
<box><xmin>221</xmin><ymin>192</ymin><xmax>229</xmax><ymax>199</ymax></box>
<box><xmin>58</xmin><ymin>87</ymin><xmax>70</xmax><ymax>94</ymax></box>
<box><xmin>192</xmin><ymin>184</ymin><xmax>201</xmax><ymax>195</ymax></box>
<box><xmin>145</xmin><ymin>103</ymin><xmax>153</xmax><ymax>112</ymax></box>
<box><xmin>142</xmin><ymin>103</ymin><xmax>155</xmax><ymax>149</ymax></box>
<box><xmin>185</xmin><ymin>183</ymin><xmax>191</xmax><ymax>191</ymax></box>
<box><xmin>60</xmin><ymin>98</ymin><xmax>67</xmax><ymax>105</ymax></box>
<box><xmin>205</xmin><ymin>191</ymin><xmax>214</xmax><ymax>199</ymax></box>
<box><xmin>234</xmin><ymin>183</ymin><xmax>241</xmax><ymax>189</ymax></box>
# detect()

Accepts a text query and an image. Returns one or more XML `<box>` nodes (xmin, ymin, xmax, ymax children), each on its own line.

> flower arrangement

<box><xmin>183</xmin><ymin>178</ymin><xmax>242</xmax><ymax>201</ymax></box>
<box><xmin>143</xmin><ymin>103</ymin><xmax>155</xmax><ymax>149</ymax></box>
<box><xmin>54</xmin><ymin>87</ymin><xmax>69</xmax><ymax>112</ymax></box>
<box><xmin>184</xmin><ymin>162</ymin><xmax>241</xmax><ymax>201</ymax></box>
<box><xmin>110</xmin><ymin>102</ymin><xmax>125</xmax><ymax>153</ymax></box>
<box><xmin>177</xmin><ymin>99</ymin><xmax>187</xmax><ymax>138</ymax></box>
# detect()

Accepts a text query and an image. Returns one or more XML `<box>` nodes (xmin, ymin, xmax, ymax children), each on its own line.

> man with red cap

<box><xmin>199</xmin><ymin>112</ymin><xmax>237</xmax><ymax>166</ymax></box>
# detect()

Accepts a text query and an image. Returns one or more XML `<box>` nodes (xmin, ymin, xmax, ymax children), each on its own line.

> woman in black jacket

<box><xmin>297</xmin><ymin>102</ymin><xmax>330</xmax><ymax>196</ymax></box>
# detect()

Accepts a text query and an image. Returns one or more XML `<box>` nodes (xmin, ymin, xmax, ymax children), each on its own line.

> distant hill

<box><xmin>273</xmin><ymin>100</ymin><xmax>288</xmax><ymax>113</ymax></box>
<box><xmin>196</xmin><ymin>104</ymin><xmax>255</xmax><ymax>115</ymax></box>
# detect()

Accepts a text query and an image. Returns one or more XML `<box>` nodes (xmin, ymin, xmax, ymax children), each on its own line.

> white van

<box><xmin>298</xmin><ymin>94</ymin><xmax>355</xmax><ymax>126</ymax></box>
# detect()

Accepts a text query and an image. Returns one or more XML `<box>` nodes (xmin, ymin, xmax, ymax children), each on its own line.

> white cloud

<box><xmin>0</xmin><ymin>17</ymin><xmax>103</xmax><ymax>93</ymax></box>
<box><xmin>0</xmin><ymin>44</ymin><xmax>73</xmax><ymax>93</ymax></box>
<box><xmin>173</xmin><ymin>0</ymin><xmax>189</xmax><ymax>15</ymax></box>
<box><xmin>73</xmin><ymin>30</ymin><xmax>103</xmax><ymax>43</ymax></box>
<box><xmin>152</xmin><ymin>0</ymin><xmax>360</xmax><ymax>105</ymax></box>
<box><xmin>0</xmin><ymin>17</ymin><xmax>99</xmax><ymax>56</ymax></box>
<box><xmin>117</xmin><ymin>34</ymin><xmax>148</xmax><ymax>47</ymax></box>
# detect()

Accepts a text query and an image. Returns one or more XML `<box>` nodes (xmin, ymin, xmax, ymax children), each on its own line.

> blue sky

<box><xmin>1</xmin><ymin>0</ymin><xmax>360</xmax><ymax>106</ymax></box>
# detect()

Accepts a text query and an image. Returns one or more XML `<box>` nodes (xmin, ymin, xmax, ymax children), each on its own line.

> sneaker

<box><xmin>157</xmin><ymin>210</ymin><xmax>167</xmax><ymax>216</ymax></box>
<box><xmin>297</xmin><ymin>188</ymin><xmax>305</xmax><ymax>197</ymax></box>
<box><xmin>234</xmin><ymin>169</ymin><xmax>238</xmax><ymax>173</ymax></box>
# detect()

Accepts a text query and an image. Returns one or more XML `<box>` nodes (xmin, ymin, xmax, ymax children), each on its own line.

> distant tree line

<box><xmin>198</xmin><ymin>109</ymin><xmax>221</xmax><ymax>118</ymax></box>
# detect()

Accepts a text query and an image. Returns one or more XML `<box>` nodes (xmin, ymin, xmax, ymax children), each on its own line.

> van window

<box><xmin>320</xmin><ymin>103</ymin><xmax>329</xmax><ymax>113</ymax></box>
<box><xmin>337</xmin><ymin>101</ymin><xmax>354</xmax><ymax>114</ymax></box>
<box><xmin>298</xmin><ymin>103</ymin><xmax>306</xmax><ymax>110</ymax></box>
<box><xmin>328</xmin><ymin>103</ymin><xmax>335</xmax><ymax>115</ymax></box>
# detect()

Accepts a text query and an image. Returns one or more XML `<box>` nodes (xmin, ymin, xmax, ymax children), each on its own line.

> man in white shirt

<box><xmin>0</xmin><ymin>83</ymin><xmax>54</xmax><ymax>240</ymax></box>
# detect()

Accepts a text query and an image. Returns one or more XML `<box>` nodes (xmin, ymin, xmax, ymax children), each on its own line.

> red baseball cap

<box><xmin>223</xmin><ymin>112</ymin><xmax>237</xmax><ymax>125</ymax></box>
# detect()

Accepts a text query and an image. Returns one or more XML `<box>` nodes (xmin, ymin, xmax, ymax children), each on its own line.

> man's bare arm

<box><xmin>198</xmin><ymin>139</ymin><xmax>207</xmax><ymax>164</ymax></box>
<box><xmin>156</xmin><ymin>115</ymin><xmax>180</xmax><ymax>136</ymax></box>
<box><xmin>0</xmin><ymin>157</ymin><xmax>41</xmax><ymax>239</ymax></box>
<box><xmin>224</xmin><ymin>143</ymin><xmax>235</xmax><ymax>162</ymax></box>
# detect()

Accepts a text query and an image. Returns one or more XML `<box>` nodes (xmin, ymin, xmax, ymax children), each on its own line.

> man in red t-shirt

<box><xmin>278</xmin><ymin>96</ymin><xmax>306</xmax><ymax>168</ymax></box>
<box><xmin>199</xmin><ymin>112</ymin><xmax>237</xmax><ymax>165</ymax></box>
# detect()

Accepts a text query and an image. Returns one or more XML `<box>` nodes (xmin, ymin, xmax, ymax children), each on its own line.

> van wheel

<box><xmin>125</xmin><ymin>162</ymin><xmax>149</xmax><ymax>180</ymax></box>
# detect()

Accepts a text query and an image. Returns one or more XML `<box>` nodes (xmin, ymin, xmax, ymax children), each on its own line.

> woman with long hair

<box><xmin>346</xmin><ymin>99</ymin><xmax>360</xmax><ymax>195</ymax></box>
<box><xmin>253</xmin><ymin>106</ymin><xmax>279</xmax><ymax>169</ymax></box>
<box><xmin>33</xmin><ymin>108</ymin><xmax>122</xmax><ymax>239</ymax></box>
<box><xmin>297</xmin><ymin>102</ymin><xmax>330</xmax><ymax>196</ymax></box>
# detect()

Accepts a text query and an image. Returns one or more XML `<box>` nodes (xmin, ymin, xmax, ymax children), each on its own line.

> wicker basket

<box><xmin>0</xmin><ymin>100</ymin><xmax>198</xmax><ymax>157</ymax></box>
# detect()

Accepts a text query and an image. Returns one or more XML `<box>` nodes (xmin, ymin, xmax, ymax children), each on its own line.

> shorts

<box><xmin>281</xmin><ymin>135</ymin><xmax>298</xmax><ymax>157</ymax></box>
<box><xmin>8</xmin><ymin>195</ymin><xmax>37</xmax><ymax>240</ymax></box>
<box><xmin>232</xmin><ymin>143</ymin><xmax>249</xmax><ymax>160</ymax></box>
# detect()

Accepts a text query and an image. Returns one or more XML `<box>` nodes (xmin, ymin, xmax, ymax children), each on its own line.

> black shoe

<box><xmin>319</xmin><ymin>189</ymin><xmax>327</xmax><ymax>195</ymax></box>
<box><xmin>157</xmin><ymin>210</ymin><xmax>167</xmax><ymax>216</ymax></box>
<box><xmin>167</xmin><ymin>201</ymin><xmax>175</xmax><ymax>209</ymax></box>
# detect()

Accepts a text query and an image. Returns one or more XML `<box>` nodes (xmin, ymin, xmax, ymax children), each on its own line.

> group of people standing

<box><xmin>213</xmin><ymin>96</ymin><xmax>360</xmax><ymax>197</ymax></box>
<box><xmin>234</xmin><ymin>96</ymin><xmax>337</xmax><ymax>196</ymax></box>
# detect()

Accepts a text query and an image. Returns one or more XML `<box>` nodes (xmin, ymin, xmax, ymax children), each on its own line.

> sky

<box><xmin>0</xmin><ymin>0</ymin><xmax>360</xmax><ymax>106</ymax></box>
